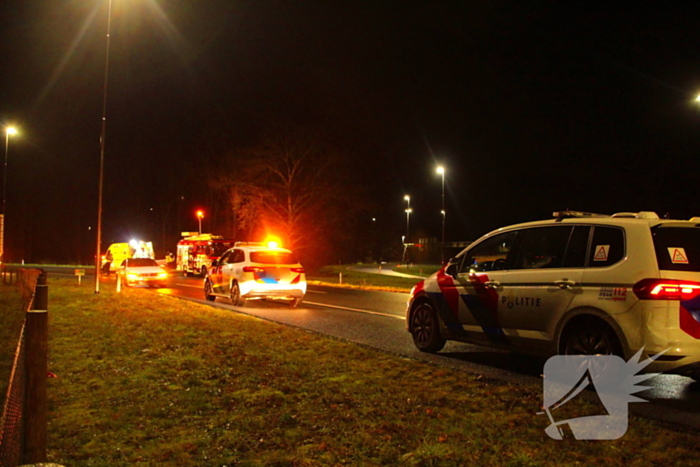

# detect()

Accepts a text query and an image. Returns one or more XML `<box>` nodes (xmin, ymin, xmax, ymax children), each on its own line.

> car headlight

<box><xmin>127</xmin><ymin>273</ymin><xmax>139</xmax><ymax>281</ymax></box>
<box><xmin>157</xmin><ymin>272</ymin><xmax>168</xmax><ymax>279</ymax></box>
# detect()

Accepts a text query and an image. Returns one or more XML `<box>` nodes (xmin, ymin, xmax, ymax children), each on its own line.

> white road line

<box><xmin>176</xmin><ymin>283</ymin><xmax>328</xmax><ymax>293</ymax></box>
<box><xmin>304</xmin><ymin>301</ymin><xmax>405</xmax><ymax>320</ymax></box>
<box><xmin>169</xmin><ymin>284</ymin><xmax>402</xmax><ymax>320</ymax></box>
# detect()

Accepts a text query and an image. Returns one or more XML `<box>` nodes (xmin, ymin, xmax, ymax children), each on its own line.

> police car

<box><xmin>406</xmin><ymin>211</ymin><xmax>700</xmax><ymax>380</ymax></box>
<box><xmin>204</xmin><ymin>242</ymin><xmax>306</xmax><ymax>307</ymax></box>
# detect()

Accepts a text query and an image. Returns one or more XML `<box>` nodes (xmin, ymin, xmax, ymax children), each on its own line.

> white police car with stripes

<box><xmin>406</xmin><ymin>211</ymin><xmax>700</xmax><ymax>380</ymax></box>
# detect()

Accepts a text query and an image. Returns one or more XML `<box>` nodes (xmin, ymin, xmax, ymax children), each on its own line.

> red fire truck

<box><xmin>176</xmin><ymin>233</ymin><xmax>235</xmax><ymax>277</ymax></box>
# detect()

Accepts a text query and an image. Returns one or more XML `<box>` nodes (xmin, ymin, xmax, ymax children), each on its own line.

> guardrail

<box><xmin>0</xmin><ymin>269</ymin><xmax>51</xmax><ymax>466</ymax></box>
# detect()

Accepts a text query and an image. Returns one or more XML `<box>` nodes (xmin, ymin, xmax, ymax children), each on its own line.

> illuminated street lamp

<box><xmin>436</xmin><ymin>166</ymin><xmax>446</xmax><ymax>263</ymax></box>
<box><xmin>95</xmin><ymin>0</ymin><xmax>114</xmax><ymax>294</ymax></box>
<box><xmin>1</xmin><ymin>126</ymin><xmax>18</xmax><ymax>262</ymax></box>
<box><xmin>196</xmin><ymin>210</ymin><xmax>204</xmax><ymax>235</ymax></box>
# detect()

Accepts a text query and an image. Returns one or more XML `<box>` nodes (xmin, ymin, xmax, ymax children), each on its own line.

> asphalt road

<box><xmin>45</xmin><ymin>266</ymin><xmax>700</xmax><ymax>430</ymax></box>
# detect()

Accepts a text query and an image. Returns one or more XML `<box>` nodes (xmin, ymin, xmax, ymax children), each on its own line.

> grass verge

<box><xmin>45</xmin><ymin>276</ymin><xmax>698</xmax><ymax>466</ymax></box>
<box><xmin>391</xmin><ymin>265</ymin><xmax>441</xmax><ymax>277</ymax></box>
<box><xmin>308</xmin><ymin>265</ymin><xmax>423</xmax><ymax>291</ymax></box>
<box><xmin>0</xmin><ymin>283</ymin><xmax>25</xmax><ymax>402</ymax></box>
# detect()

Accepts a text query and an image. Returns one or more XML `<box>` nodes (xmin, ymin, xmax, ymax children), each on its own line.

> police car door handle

<box><xmin>554</xmin><ymin>280</ymin><xmax>576</xmax><ymax>289</ymax></box>
<box><xmin>485</xmin><ymin>280</ymin><xmax>500</xmax><ymax>289</ymax></box>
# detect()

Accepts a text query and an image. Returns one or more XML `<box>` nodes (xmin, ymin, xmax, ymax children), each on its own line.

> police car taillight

<box><xmin>633</xmin><ymin>279</ymin><xmax>700</xmax><ymax>301</ymax></box>
<box><xmin>290</xmin><ymin>267</ymin><xmax>305</xmax><ymax>273</ymax></box>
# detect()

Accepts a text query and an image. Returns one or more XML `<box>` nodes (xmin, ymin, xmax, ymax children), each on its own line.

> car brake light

<box><xmin>291</xmin><ymin>267</ymin><xmax>305</xmax><ymax>273</ymax></box>
<box><xmin>243</xmin><ymin>266</ymin><xmax>266</xmax><ymax>273</ymax></box>
<box><xmin>633</xmin><ymin>279</ymin><xmax>700</xmax><ymax>301</ymax></box>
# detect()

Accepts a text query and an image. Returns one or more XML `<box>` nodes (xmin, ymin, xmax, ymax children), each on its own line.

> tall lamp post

<box><xmin>436</xmin><ymin>166</ymin><xmax>445</xmax><ymax>264</ymax></box>
<box><xmin>196</xmin><ymin>210</ymin><xmax>204</xmax><ymax>235</ymax></box>
<box><xmin>94</xmin><ymin>0</ymin><xmax>113</xmax><ymax>294</ymax></box>
<box><xmin>404</xmin><ymin>195</ymin><xmax>411</xmax><ymax>241</ymax></box>
<box><xmin>1</xmin><ymin>126</ymin><xmax>18</xmax><ymax>263</ymax></box>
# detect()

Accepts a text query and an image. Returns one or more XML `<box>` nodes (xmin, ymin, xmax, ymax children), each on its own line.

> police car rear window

<box><xmin>250</xmin><ymin>251</ymin><xmax>296</xmax><ymax>265</ymax></box>
<box><xmin>127</xmin><ymin>258</ymin><xmax>158</xmax><ymax>267</ymax></box>
<box><xmin>652</xmin><ymin>226</ymin><xmax>700</xmax><ymax>272</ymax></box>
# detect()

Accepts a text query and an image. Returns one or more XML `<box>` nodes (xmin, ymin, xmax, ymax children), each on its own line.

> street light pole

<box><xmin>94</xmin><ymin>0</ymin><xmax>113</xmax><ymax>294</ymax></box>
<box><xmin>2</xmin><ymin>127</ymin><xmax>17</xmax><ymax>217</ymax></box>
<box><xmin>437</xmin><ymin>166</ymin><xmax>445</xmax><ymax>264</ymax></box>
<box><xmin>197</xmin><ymin>210</ymin><xmax>204</xmax><ymax>235</ymax></box>
<box><xmin>1</xmin><ymin>126</ymin><xmax>18</xmax><ymax>263</ymax></box>
<box><xmin>404</xmin><ymin>195</ymin><xmax>411</xmax><ymax>241</ymax></box>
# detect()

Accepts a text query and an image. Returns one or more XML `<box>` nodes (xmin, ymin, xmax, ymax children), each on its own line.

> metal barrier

<box><xmin>0</xmin><ymin>270</ymin><xmax>49</xmax><ymax>466</ymax></box>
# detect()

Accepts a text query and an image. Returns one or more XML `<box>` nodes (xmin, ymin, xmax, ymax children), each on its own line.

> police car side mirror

<box><xmin>445</xmin><ymin>263</ymin><xmax>458</xmax><ymax>277</ymax></box>
<box><xmin>210</xmin><ymin>259</ymin><xmax>219</xmax><ymax>267</ymax></box>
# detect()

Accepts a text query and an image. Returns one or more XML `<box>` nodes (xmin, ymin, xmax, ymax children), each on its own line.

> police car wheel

<box><xmin>204</xmin><ymin>279</ymin><xmax>215</xmax><ymax>302</ymax></box>
<box><xmin>561</xmin><ymin>320</ymin><xmax>621</xmax><ymax>357</ymax></box>
<box><xmin>230</xmin><ymin>282</ymin><xmax>246</xmax><ymax>306</ymax></box>
<box><xmin>410</xmin><ymin>302</ymin><xmax>446</xmax><ymax>353</ymax></box>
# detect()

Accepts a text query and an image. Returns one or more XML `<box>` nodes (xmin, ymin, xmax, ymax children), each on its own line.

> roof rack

<box><xmin>611</xmin><ymin>211</ymin><xmax>659</xmax><ymax>219</ymax></box>
<box><xmin>234</xmin><ymin>241</ymin><xmax>285</xmax><ymax>248</ymax></box>
<box><xmin>553</xmin><ymin>211</ymin><xmax>610</xmax><ymax>219</ymax></box>
<box><xmin>234</xmin><ymin>241</ymin><xmax>266</xmax><ymax>247</ymax></box>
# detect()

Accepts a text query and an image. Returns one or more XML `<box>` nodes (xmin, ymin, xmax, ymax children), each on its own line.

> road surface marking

<box><xmin>168</xmin><ymin>284</ymin><xmax>403</xmax><ymax>319</ymax></box>
<box><xmin>304</xmin><ymin>301</ymin><xmax>405</xmax><ymax>320</ymax></box>
<box><xmin>176</xmin><ymin>283</ymin><xmax>328</xmax><ymax>293</ymax></box>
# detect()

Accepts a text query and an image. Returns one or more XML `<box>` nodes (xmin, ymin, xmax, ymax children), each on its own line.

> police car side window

<box><xmin>588</xmin><ymin>226</ymin><xmax>624</xmax><ymax>267</ymax></box>
<box><xmin>219</xmin><ymin>251</ymin><xmax>232</xmax><ymax>264</ymax></box>
<box><xmin>513</xmin><ymin>226</ymin><xmax>572</xmax><ymax>270</ymax></box>
<box><xmin>461</xmin><ymin>231</ymin><xmax>518</xmax><ymax>273</ymax></box>
<box><xmin>231</xmin><ymin>249</ymin><xmax>245</xmax><ymax>263</ymax></box>
<box><xmin>225</xmin><ymin>251</ymin><xmax>235</xmax><ymax>264</ymax></box>
<box><xmin>558</xmin><ymin>225</ymin><xmax>589</xmax><ymax>268</ymax></box>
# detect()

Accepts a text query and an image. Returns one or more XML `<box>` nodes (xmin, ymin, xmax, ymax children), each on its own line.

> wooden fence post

<box><xmin>23</xmin><ymin>270</ymin><xmax>48</xmax><ymax>464</ymax></box>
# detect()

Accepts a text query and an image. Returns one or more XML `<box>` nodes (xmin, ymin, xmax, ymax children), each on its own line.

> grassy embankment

<box><xmin>26</xmin><ymin>276</ymin><xmax>700</xmax><ymax>466</ymax></box>
<box><xmin>0</xmin><ymin>284</ymin><xmax>25</xmax><ymax>400</ymax></box>
<box><xmin>308</xmin><ymin>265</ymin><xmax>441</xmax><ymax>292</ymax></box>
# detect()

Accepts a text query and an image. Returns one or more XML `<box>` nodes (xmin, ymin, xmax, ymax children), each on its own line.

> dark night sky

<box><xmin>2</xmin><ymin>1</ymin><xmax>700</xmax><ymax>263</ymax></box>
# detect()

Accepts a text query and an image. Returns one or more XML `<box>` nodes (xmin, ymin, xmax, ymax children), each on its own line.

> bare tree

<box><xmin>212</xmin><ymin>128</ymin><xmax>363</xmax><ymax>264</ymax></box>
